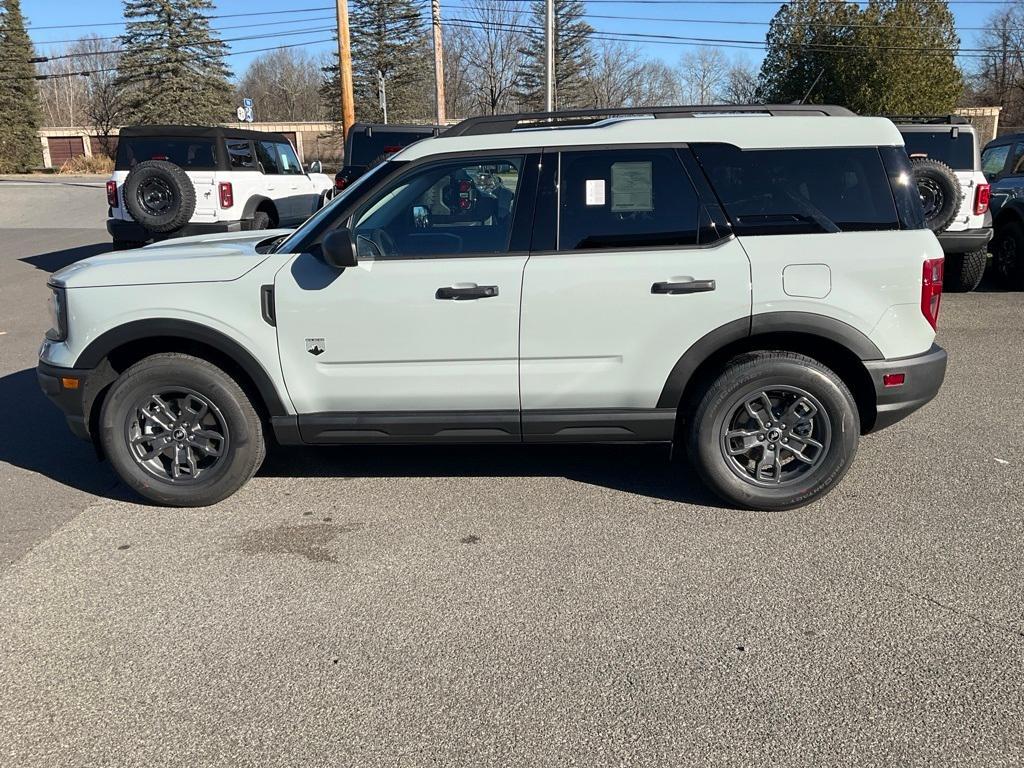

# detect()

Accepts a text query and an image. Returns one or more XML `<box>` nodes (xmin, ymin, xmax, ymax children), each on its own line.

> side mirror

<box><xmin>413</xmin><ymin>205</ymin><xmax>430</xmax><ymax>228</ymax></box>
<box><xmin>308</xmin><ymin>160</ymin><xmax>323</xmax><ymax>174</ymax></box>
<box><xmin>321</xmin><ymin>228</ymin><xmax>357</xmax><ymax>268</ymax></box>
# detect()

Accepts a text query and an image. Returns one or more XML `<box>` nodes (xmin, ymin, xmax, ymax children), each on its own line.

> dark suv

<box><xmin>334</xmin><ymin>123</ymin><xmax>440</xmax><ymax>191</ymax></box>
<box><xmin>981</xmin><ymin>132</ymin><xmax>1024</xmax><ymax>287</ymax></box>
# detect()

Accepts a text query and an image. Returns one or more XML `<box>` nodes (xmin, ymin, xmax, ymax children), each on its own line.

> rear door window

<box><xmin>692</xmin><ymin>145</ymin><xmax>900</xmax><ymax>235</ymax></box>
<box><xmin>256</xmin><ymin>141</ymin><xmax>280</xmax><ymax>175</ymax></box>
<box><xmin>557</xmin><ymin>148</ymin><xmax>701</xmax><ymax>250</ymax></box>
<box><xmin>115</xmin><ymin>137</ymin><xmax>217</xmax><ymax>170</ymax></box>
<box><xmin>226</xmin><ymin>140</ymin><xmax>256</xmax><ymax>170</ymax></box>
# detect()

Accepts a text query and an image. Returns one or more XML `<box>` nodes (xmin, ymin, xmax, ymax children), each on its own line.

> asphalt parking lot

<box><xmin>0</xmin><ymin>177</ymin><xmax>1022</xmax><ymax>766</ymax></box>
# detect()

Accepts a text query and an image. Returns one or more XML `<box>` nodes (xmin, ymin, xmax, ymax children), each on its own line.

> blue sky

<box><xmin>22</xmin><ymin>0</ymin><xmax>1002</xmax><ymax>79</ymax></box>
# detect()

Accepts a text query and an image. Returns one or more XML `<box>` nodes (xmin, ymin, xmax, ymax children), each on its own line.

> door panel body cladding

<box><xmin>75</xmin><ymin>318</ymin><xmax>291</xmax><ymax>417</ymax></box>
<box><xmin>273</xmin><ymin>409</ymin><xmax>675</xmax><ymax>445</ymax></box>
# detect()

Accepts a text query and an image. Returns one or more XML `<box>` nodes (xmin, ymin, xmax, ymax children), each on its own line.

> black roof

<box><xmin>118</xmin><ymin>125</ymin><xmax>291</xmax><ymax>143</ymax></box>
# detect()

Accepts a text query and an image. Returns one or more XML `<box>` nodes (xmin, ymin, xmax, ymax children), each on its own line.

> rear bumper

<box><xmin>107</xmin><ymin>218</ymin><xmax>248</xmax><ymax>244</ymax></box>
<box><xmin>936</xmin><ymin>227</ymin><xmax>992</xmax><ymax>254</ymax></box>
<box><xmin>864</xmin><ymin>344</ymin><xmax>948</xmax><ymax>432</ymax></box>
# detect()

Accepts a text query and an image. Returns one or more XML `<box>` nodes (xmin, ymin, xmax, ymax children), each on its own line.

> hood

<box><xmin>51</xmin><ymin>229</ymin><xmax>293</xmax><ymax>289</ymax></box>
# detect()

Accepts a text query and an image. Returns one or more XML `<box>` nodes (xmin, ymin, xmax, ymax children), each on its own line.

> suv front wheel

<box><xmin>99</xmin><ymin>353</ymin><xmax>266</xmax><ymax>506</ymax></box>
<box><xmin>686</xmin><ymin>352</ymin><xmax>859</xmax><ymax>510</ymax></box>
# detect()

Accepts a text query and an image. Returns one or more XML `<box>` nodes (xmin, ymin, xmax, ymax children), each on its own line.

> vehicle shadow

<box><xmin>0</xmin><ymin>368</ymin><xmax>124</xmax><ymax>498</ymax></box>
<box><xmin>0</xmin><ymin>365</ymin><xmax>719</xmax><ymax>506</ymax></box>
<box><xmin>19</xmin><ymin>242</ymin><xmax>109</xmax><ymax>273</ymax></box>
<box><xmin>260</xmin><ymin>442</ymin><xmax>723</xmax><ymax>507</ymax></box>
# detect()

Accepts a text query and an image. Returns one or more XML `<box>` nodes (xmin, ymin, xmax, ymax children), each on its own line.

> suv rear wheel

<box><xmin>991</xmin><ymin>220</ymin><xmax>1024</xmax><ymax>289</ymax></box>
<box><xmin>686</xmin><ymin>352</ymin><xmax>859</xmax><ymax>510</ymax></box>
<box><xmin>944</xmin><ymin>248</ymin><xmax>988</xmax><ymax>292</ymax></box>
<box><xmin>99</xmin><ymin>353</ymin><xmax>265</xmax><ymax>506</ymax></box>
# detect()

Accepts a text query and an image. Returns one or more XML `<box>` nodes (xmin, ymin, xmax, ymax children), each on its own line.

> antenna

<box><xmin>801</xmin><ymin>69</ymin><xmax>825</xmax><ymax>105</ymax></box>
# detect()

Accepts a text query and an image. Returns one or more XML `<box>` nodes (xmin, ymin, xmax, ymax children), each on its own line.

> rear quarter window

<box><xmin>692</xmin><ymin>144</ymin><xmax>901</xmax><ymax>235</ymax></box>
<box><xmin>115</xmin><ymin>137</ymin><xmax>218</xmax><ymax>170</ymax></box>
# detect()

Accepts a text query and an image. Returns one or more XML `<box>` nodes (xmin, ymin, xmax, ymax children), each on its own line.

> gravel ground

<box><xmin>0</xmin><ymin>182</ymin><xmax>1021</xmax><ymax>766</ymax></box>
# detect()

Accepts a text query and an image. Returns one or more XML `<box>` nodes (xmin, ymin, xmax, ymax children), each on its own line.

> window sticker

<box><xmin>585</xmin><ymin>179</ymin><xmax>606</xmax><ymax>206</ymax></box>
<box><xmin>611</xmin><ymin>161</ymin><xmax>654</xmax><ymax>212</ymax></box>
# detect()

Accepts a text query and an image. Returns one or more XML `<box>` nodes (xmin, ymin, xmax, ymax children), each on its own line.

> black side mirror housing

<box><xmin>321</xmin><ymin>228</ymin><xmax>358</xmax><ymax>268</ymax></box>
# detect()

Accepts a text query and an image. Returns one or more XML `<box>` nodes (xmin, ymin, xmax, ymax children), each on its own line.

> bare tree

<box><xmin>584</xmin><ymin>40</ymin><xmax>682</xmax><ymax>108</ymax></box>
<box><xmin>720</xmin><ymin>57</ymin><xmax>760</xmax><ymax>105</ymax></box>
<box><xmin>459</xmin><ymin>0</ymin><xmax>527</xmax><ymax>115</ymax></box>
<box><xmin>238</xmin><ymin>47</ymin><xmax>327</xmax><ymax>122</ymax></box>
<box><xmin>678</xmin><ymin>48</ymin><xmax>727</xmax><ymax>105</ymax></box>
<box><xmin>968</xmin><ymin>4</ymin><xmax>1024</xmax><ymax>125</ymax></box>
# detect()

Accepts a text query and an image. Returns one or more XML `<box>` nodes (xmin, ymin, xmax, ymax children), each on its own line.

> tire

<box><xmin>685</xmin><ymin>351</ymin><xmax>859</xmax><ymax>511</ymax></box>
<box><xmin>251</xmin><ymin>210</ymin><xmax>272</xmax><ymax>231</ymax></box>
<box><xmin>990</xmin><ymin>220</ymin><xmax>1024</xmax><ymax>289</ymax></box>
<box><xmin>911</xmin><ymin>157</ymin><xmax>962</xmax><ymax>234</ymax></box>
<box><xmin>111</xmin><ymin>239</ymin><xmax>145</xmax><ymax>251</ymax></box>
<box><xmin>943</xmin><ymin>248</ymin><xmax>988</xmax><ymax>292</ymax></box>
<box><xmin>123</xmin><ymin>160</ymin><xmax>196</xmax><ymax>234</ymax></box>
<box><xmin>99</xmin><ymin>353</ymin><xmax>265</xmax><ymax>507</ymax></box>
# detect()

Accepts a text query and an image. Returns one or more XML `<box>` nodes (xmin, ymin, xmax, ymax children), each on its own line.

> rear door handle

<box><xmin>436</xmin><ymin>284</ymin><xmax>499</xmax><ymax>300</ymax></box>
<box><xmin>651</xmin><ymin>279</ymin><xmax>716</xmax><ymax>295</ymax></box>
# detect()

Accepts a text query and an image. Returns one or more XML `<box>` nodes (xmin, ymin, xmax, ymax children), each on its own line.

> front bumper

<box><xmin>37</xmin><ymin>359</ymin><xmax>115</xmax><ymax>442</ymax></box>
<box><xmin>107</xmin><ymin>218</ymin><xmax>248</xmax><ymax>244</ymax></box>
<box><xmin>864</xmin><ymin>344</ymin><xmax>948</xmax><ymax>432</ymax></box>
<box><xmin>936</xmin><ymin>227</ymin><xmax>992</xmax><ymax>255</ymax></box>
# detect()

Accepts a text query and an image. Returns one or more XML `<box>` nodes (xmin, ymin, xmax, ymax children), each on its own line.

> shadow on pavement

<box><xmin>0</xmin><ymin>366</ymin><xmax>719</xmax><ymax>507</ymax></box>
<box><xmin>0</xmin><ymin>368</ymin><xmax>122</xmax><ymax>497</ymax></box>
<box><xmin>261</xmin><ymin>442</ymin><xmax>724</xmax><ymax>507</ymax></box>
<box><xmin>19</xmin><ymin>242</ymin><xmax>109</xmax><ymax>273</ymax></box>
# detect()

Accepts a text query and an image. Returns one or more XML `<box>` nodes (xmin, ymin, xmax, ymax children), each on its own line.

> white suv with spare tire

<box><xmin>106</xmin><ymin>125</ymin><xmax>335</xmax><ymax>249</ymax></box>
<box><xmin>41</xmin><ymin>105</ymin><xmax>948</xmax><ymax>510</ymax></box>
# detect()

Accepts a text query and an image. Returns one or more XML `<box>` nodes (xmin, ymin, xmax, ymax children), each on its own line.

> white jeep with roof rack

<box><xmin>106</xmin><ymin>125</ymin><xmax>335</xmax><ymax>249</ymax></box>
<box><xmin>41</xmin><ymin>104</ymin><xmax>947</xmax><ymax>510</ymax></box>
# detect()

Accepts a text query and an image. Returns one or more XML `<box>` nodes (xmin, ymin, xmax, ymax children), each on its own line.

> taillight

<box><xmin>106</xmin><ymin>180</ymin><xmax>118</xmax><ymax>208</ymax></box>
<box><xmin>335</xmin><ymin>176</ymin><xmax>348</xmax><ymax>190</ymax></box>
<box><xmin>218</xmin><ymin>182</ymin><xmax>233</xmax><ymax>209</ymax></box>
<box><xmin>974</xmin><ymin>183</ymin><xmax>990</xmax><ymax>215</ymax></box>
<box><xmin>921</xmin><ymin>257</ymin><xmax>944</xmax><ymax>330</ymax></box>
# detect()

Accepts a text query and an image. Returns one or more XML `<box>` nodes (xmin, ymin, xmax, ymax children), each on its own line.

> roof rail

<box><xmin>441</xmin><ymin>104</ymin><xmax>857</xmax><ymax>137</ymax></box>
<box><xmin>885</xmin><ymin>114</ymin><xmax>971</xmax><ymax>125</ymax></box>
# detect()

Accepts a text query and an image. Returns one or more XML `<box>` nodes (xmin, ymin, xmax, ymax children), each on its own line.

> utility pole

<box><xmin>544</xmin><ymin>0</ymin><xmax>554</xmax><ymax>111</ymax></box>
<box><xmin>335</xmin><ymin>0</ymin><xmax>356</xmax><ymax>140</ymax></box>
<box><xmin>431</xmin><ymin>0</ymin><xmax>446</xmax><ymax>125</ymax></box>
<box><xmin>378</xmin><ymin>70</ymin><xmax>388</xmax><ymax>125</ymax></box>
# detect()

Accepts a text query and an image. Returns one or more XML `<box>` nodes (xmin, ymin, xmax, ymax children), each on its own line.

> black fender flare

<box><xmin>656</xmin><ymin>312</ymin><xmax>883</xmax><ymax>409</ymax></box>
<box><xmin>74</xmin><ymin>319</ymin><xmax>290</xmax><ymax>417</ymax></box>
<box><xmin>242</xmin><ymin>195</ymin><xmax>277</xmax><ymax>223</ymax></box>
<box><xmin>993</xmin><ymin>198</ymin><xmax>1024</xmax><ymax>229</ymax></box>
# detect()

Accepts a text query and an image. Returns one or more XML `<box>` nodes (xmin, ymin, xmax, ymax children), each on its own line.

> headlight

<box><xmin>45</xmin><ymin>285</ymin><xmax>68</xmax><ymax>342</ymax></box>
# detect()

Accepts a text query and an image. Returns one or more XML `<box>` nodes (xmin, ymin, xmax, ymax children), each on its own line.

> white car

<box><xmin>41</xmin><ymin>105</ymin><xmax>947</xmax><ymax>510</ymax></box>
<box><xmin>106</xmin><ymin>125</ymin><xmax>335</xmax><ymax>249</ymax></box>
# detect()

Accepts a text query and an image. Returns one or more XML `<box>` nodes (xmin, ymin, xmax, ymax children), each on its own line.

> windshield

<box><xmin>273</xmin><ymin>161</ymin><xmax>401</xmax><ymax>254</ymax></box>
<box><xmin>901</xmin><ymin>130</ymin><xmax>975</xmax><ymax>171</ymax></box>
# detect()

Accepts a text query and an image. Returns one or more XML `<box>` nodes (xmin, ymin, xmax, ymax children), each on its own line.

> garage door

<box><xmin>47</xmin><ymin>136</ymin><xmax>85</xmax><ymax>167</ymax></box>
<box><xmin>89</xmin><ymin>136</ymin><xmax>118</xmax><ymax>158</ymax></box>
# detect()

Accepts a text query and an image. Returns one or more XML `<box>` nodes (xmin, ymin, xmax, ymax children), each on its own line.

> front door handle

<box><xmin>436</xmin><ymin>284</ymin><xmax>499</xmax><ymax>300</ymax></box>
<box><xmin>651</xmin><ymin>279</ymin><xmax>716</xmax><ymax>295</ymax></box>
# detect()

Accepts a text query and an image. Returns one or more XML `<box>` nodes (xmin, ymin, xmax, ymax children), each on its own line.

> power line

<box><xmin>25</xmin><ymin>6</ymin><xmax>336</xmax><ymax>31</ymax></box>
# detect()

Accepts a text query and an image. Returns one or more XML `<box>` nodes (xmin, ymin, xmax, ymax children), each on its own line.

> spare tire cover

<box><xmin>123</xmin><ymin>159</ymin><xmax>197</xmax><ymax>233</ymax></box>
<box><xmin>910</xmin><ymin>157</ymin><xmax>962</xmax><ymax>234</ymax></box>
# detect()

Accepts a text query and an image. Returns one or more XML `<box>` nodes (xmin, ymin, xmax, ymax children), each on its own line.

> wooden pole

<box><xmin>432</xmin><ymin>0</ymin><xmax>446</xmax><ymax>125</ymax></box>
<box><xmin>335</xmin><ymin>0</ymin><xmax>356</xmax><ymax>140</ymax></box>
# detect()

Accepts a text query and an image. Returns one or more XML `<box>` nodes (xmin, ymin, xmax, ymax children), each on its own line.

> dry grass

<box><xmin>58</xmin><ymin>154</ymin><xmax>114</xmax><ymax>175</ymax></box>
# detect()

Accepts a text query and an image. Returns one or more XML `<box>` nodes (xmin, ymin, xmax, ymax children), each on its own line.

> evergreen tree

<box><xmin>0</xmin><ymin>0</ymin><xmax>43</xmax><ymax>172</ymax></box>
<box><xmin>518</xmin><ymin>0</ymin><xmax>594</xmax><ymax>111</ymax></box>
<box><xmin>759</xmin><ymin>0</ymin><xmax>962</xmax><ymax>113</ymax></box>
<box><xmin>850</xmin><ymin>0</ymin><xmax>962</xmax><ymax>114</ymax></box>
<box><xmin>758</xmin><ymin>0</ymin><xmax>861</xmax><ymax>106</ymax></box>
<box><xmin>116</xmin><ymin>0</ymin><xmax>233</xmax><ymax>125</ymax></box>
<box><xmin>344</xmin><ymin>0</ymin><xmax>433</xmax><ymax>123</ymax></box>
